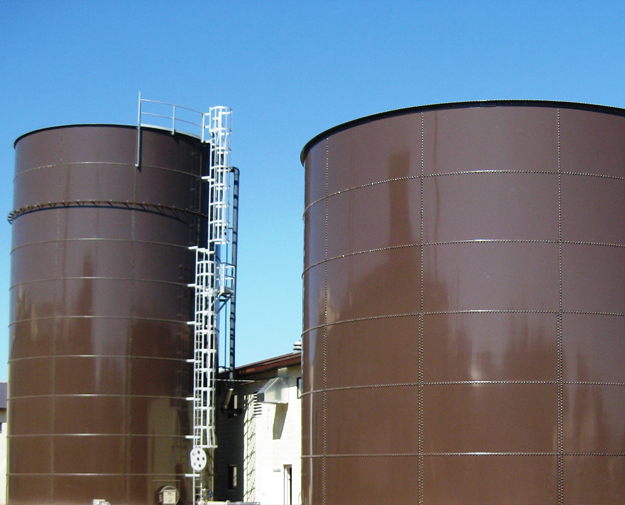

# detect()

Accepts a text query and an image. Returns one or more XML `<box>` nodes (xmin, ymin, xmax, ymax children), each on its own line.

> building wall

<box><xmin>0</xmin><ymin>382</ymin><xmax>7</xmax><ymax>505</ymax></box>
<box><xmin>216</xmin><ymin>359</ymin><xmax>302</xmax><ymax>505</ymax></box>
<box><xmin>0</xmin><ymin>407</ymin><xmax>6</xmax><ymax>505</ymax></box>
<box><xmin>247</xmin><ymin>367</ymin><xmax>301</xmax><ymax>505</ymax></box>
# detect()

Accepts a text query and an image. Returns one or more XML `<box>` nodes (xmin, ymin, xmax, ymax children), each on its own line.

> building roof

<box><xmin>227</xmin><ymin>352</ymin><xmax>301</xmax><ymax>378</ymax></box>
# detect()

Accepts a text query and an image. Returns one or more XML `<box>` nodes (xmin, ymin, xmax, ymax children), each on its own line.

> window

<box><xmin>296</xmin><ymin>377</ymin><xmax>302</xmax><ymax>398</ymax></box>
<box><xmin>283</xmin><ymin>465</ymin><xmax>292</xmax><ymax>505</ymax></box>
<box><xmin>228</xmin><ymin>464</ymin><xmax>238</xmax><ymax>490</ymax></box>
<box><xmin>253</xmin><ymin>392</ymin><xmax>263</xmax><ymax>417</ymax></box>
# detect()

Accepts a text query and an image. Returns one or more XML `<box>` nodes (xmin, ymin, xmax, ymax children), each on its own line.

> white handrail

<box><xmin>138</xmin><ymin>96</ymin><xmax>205</xmax><ymax>137</ymax></box>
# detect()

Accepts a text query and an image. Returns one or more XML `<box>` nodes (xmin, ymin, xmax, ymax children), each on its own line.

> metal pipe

<box><xmin>228</xmin><ymin>166</ymin><xmax>240</xmax><ymax>380</ymax></box>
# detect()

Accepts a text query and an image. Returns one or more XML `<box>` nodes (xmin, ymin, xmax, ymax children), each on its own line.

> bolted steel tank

<box><xmin>301</xmin><ymin>101</ymin><xmax>625</xmax><ymax>504</ymax></box>
<box><xmin>9</xmin><ymin>124</ymin><xmax>205</xmax><ymax>504</ymax></box>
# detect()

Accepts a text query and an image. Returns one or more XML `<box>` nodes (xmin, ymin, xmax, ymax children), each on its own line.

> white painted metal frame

<box><xmin>136</xmin><ymin>97</ymin><xmax>236</xmax><ymax>504</ymax></box>
<box><xmin>188</xmin><ymin>106</ymin><xmax>235</xmax><ymax>505</ymax></box>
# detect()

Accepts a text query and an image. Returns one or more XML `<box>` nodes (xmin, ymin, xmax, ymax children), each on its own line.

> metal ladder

<box><xmin>137</xmin><ymin>98</ymin><xmax>237</xmax><ymax>504</ymax></box>
<box><xmin>188</xmin><ymin>107</ymin><xmax>237</xmax><ymax>504</ymax></box>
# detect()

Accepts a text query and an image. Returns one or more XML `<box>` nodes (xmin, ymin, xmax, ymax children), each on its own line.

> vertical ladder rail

<box><xmin>188</xmin><ymin>106</ymin><xmax>235</xmax><ymax>504</ymax></box>
<box><xmin>136</xmin><ymin>97</ymin><xmax>237</xmax><ymax>504</ymax></box>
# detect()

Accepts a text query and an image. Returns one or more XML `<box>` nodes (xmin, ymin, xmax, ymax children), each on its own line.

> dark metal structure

<box><xmin>9</xmin><ymin>124</ymin><xmax>204</xmax><ymax>504</ymax></box>
<box><xmin>301</xmin><ymin>101</ymin><xmax>625</xmax><ymax>504</ymax></box>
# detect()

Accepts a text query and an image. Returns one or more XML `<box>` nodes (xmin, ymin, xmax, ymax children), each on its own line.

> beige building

<box><xmin>215</xmin><ymin>349</ymin><xmax>302</xmax><ymax>505</ymax></box>
<box><xmin>0</xmin><ymin>383</ymin><xmax>6</xmax><ymax>505</ymax></box>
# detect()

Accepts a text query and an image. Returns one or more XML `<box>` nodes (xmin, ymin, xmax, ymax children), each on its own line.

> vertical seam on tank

<box><xmin>127</xmin><ymin>139</ymin><xmax>138</xmax><ymax>504</ymax></box>
<box><xmin>322</xmin><ymin>138</ymin><xmax>329</xmax><ymax>505</ymax></box>
<box><xmin>557</xmin><ymin>108</ymin><xmax>565</xmax><ymax>505</ymax></box>
<box><xmin>418</xmin><ymin>112</ymin><xmax>425</xmax><ymax>505</ymax></box>
<box><xmin>51</xmin><ymin>130</ymin><xmax>63</xmax><ymax>499</ymax></box>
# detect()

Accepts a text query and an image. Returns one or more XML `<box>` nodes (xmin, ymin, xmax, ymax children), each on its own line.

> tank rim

<box><xmin>300</xmin><ymin>99</ymin><xmax>625</xmax><ymax>165</ymax></box>
<box><xmin>14</xmin><ymin>123</ymin><xmax>201</xmax><ymax>148</ymax></box>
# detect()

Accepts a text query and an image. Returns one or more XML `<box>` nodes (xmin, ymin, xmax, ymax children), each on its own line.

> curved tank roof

<box><xmin>300</xmin><ymin>99</ymin><xmax>625</xmax><ymax>164</ymax></box>
<box><xmin>14</xmin><ymin>123</ymin><xmax>201</xmax><ymax>147</ymax></box>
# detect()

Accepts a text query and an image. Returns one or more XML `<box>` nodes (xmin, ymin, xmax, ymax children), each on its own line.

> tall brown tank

<box><xmin>301</xmin><ymin>101</ymin><xmax>625</xmax><ymax>504</ymax></box>
<box><xmin>9</xmin><ymin>125</ymin><xmax>204</xmax><ymax>504</ymax></box>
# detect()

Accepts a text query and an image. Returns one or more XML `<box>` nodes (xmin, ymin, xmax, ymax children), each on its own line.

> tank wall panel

<box><xmin>9</xmin><ymin>397</ymin><xmax>53</xmax><ymax>435</ymax></box>
<box><xmin>562</xmin><ymin>314</ymin><xmax>625</xmax><ymax>383</ymax></box>
<box><xmin>423</xmin><ymin>312</ymin><xmax>558</xmax><ymax>382</ymax></box>
<box><xmin>422</xmin><ymin>107</ymin><xmax>559</xmax><ymax>175</ymax></box>
<box><xmin>14</xmin><ymin>164</ymin><xmax>136</xmax><ymax>209</ymax></box>
<box><xmin>564</xmin><ymin>456</ymin><xmax>625</xmax><ymax>504</ymax></box>
<box><xmin>52</xmin><ymin>475</ymin><xmax>128</xmax><ymax>505</ymax></box>
<box><xmin>424</xmin><ymin>456</ymin><xmax>559</xmax><ymax>504</ymax></box>
<box><xmin>423</xmin><ymin>173</ymin><xmax>559</xmax><ymax>242</ymax></box>
<box><xmin>55</xmin><ymin>316</ymin><xmax>130</xmax><ymax>356</ymax></box>
<box><xmin>326</xmin><ymin>178</ymin><xmax>422</xmax><ymax>258</ymax></box>
<box><xmin>422</xmin><ymin>242</ymin><xmax>560</xmax><ymax>312</ymax></box>
<box><xmin>324</xmin><ymin>317</ymin><xmax>421</xmax><ymax>389</ymax></box>
<box><xmin>7</xmin><ymin>476</ymin><xmax>52</xmax><ymax>505</ymax></box>
<box><xmin>10</xmin><ymin>319</ymin><xmax>55</xmax><ymax>359</ymax></box>
<box><xmin>303</xmin><ymin>104</ymin><xmax>625</xmax><ymax>503</ymax></box>
<box><xmin>324</xmin><ymin>456</ymin><xmax>421</xmax><ymax>505</ymax></box>
<box><xmin>9</xmin><ymin>125</ymin><xmax>201</xmax><ymax>504</ymax></box>
<box><xmin>559</xmin><ymin>109</ymin><xmax>625</xmax><ymax>177</ymax></box>
<box><xmin>9</xmin><ymin>437</ymin><xmax>52</xmax><ymax>474</ymax></box>
<box><xmin>8</xmin><ymin>358</ymin><xmax>53</xmax><ymax>397</ymax></box>
<box><xmin>54</xmin><ymin>396</ymin><xmax>127</xmax><ymax>434</ymax></box>
<box><xmin>54</xmin><ymin>357</ymin><xmax>127</xmax><ymax>395</ymax></box>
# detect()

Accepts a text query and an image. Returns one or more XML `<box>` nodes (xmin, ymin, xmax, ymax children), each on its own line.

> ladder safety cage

<box><xmin>190</xmin><ymin>105</ymin><xmax>237</xmax><ymax>504</ymax></box>
<box><xmin>137</xmin><ymin>97</ymin><xmax>237</xmax><ymax>504</ymax></box>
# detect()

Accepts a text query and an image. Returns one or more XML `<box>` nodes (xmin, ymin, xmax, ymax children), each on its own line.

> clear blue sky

<box><xmin>1</xmin><ymin>1</ymin><xmax>624</xmax><ymax>380</ymax></box>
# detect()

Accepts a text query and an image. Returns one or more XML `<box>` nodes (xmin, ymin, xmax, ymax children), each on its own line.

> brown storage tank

<box><xmin>301</xmin><ymin>101</ymin><xmax>625</xmax><ymax>504</ymax></box>
<box><xmin>9</xmin><ymin>125</ymin><xmax>204</xmax><ymax>504</ymax></box>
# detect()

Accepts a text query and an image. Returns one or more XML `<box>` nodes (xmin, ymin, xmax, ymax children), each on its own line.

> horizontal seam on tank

<box><xmin>303</xmin><ymin>169</ymin><xmax>625</xmax><ymax>213</ymax></box>
<box><xmin>14</xmin><ymin>161</ymin><xmax>200</xmax><ymax>180</ymax></box>
<box><xmin>10</xmin><ymin>277</ymin><xmax>190</xmax><ymax>288</ymax></box>
<box><xmin>560</xmin><ymin>310</ymin><xmax>625</xmax><ymax>316</ymax></box>
<box><xmin>304</xmin><ymin>175</ymin><xmax>423</xmax><ymax>212</ymax></box>
<box><xmin>430</xmin><ymin>169</ymin><xmax>625</xmax><ymax>180</ymax></box>
<box><xmin>302</xmin><ymin>310</ymin><xmax>556</xmax><ymax>333</ymax></box>
<box><xmin>9</xmin><ymin>393</ymin><xmax>190</xmax><ymax>400</ymax></box>
<box><xmin>302</xmin><ymin>380</ymin><xmax>625</xmax><ymax>395</ymax></box>
<box><xmin>10</xmin><ymin>315</ymin><xmax>187</xmax><ymax>325</ymax></box>
<box><xmin>9</xmin><ymin>200</ymin><xmax>206</xmax><ymax>223</ymax></box>
<box><xmin>8</xmin><ymin>433</ymin><xmax>189</xmax><ymax>438</ymax></box>
<box><xmin>563</xmin><ymin>240</ymin><xmax>625</xmax><ymax>248</ymax></box>
<box><xmin>304</xmin><ymin>240</ymin><xmax>541</xmax><ymax>273</ymax></box>
<box><xmin>8</xmin><ymin>472</ymin><xmax>194</xmax><ymax>477</ymax></box>
<box><xmin>11</xmin><ymin>238</ymin><xmax>192</xmax><ymax>253</ymax></box>
<box><xmin>303</xmin><ymin>239</ymin><xmax>625</xmax><ymax>273</ymax></box>
<box><xmin>9</xmin><ymin>354</ymin><xmax>190</xmax><ymax>363</ymax></box>
<box><xmin>303</xmin><ymin>452</ymin><xmax>625</xmax><ymax>458</ymax></box>
<box><xmin>304</xmin><ymin>170</ymin><xmax>561</xmax><ymax>213</ymax></box>
<box><xmin>301</xmin><ymin>309</ymin><xmax>625</xmax><ymax>334</ymax></box>
<box><xmin>303</xmin><ymin>243</ymin><xmax>421</xmax><ymax>272</ymax></box>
